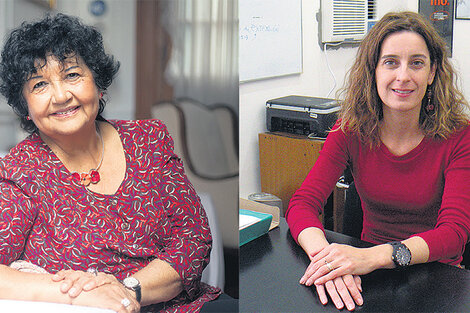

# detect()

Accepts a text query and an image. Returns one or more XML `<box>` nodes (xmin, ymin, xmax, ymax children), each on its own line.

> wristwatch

<box><xmin>122</xmin><ymin>276</ymin><xmax>142</xmax><ymax>303</ymax></box>
<box><xmin>388</xmin><ymin>241</ymin><xmax>412</xmax><ymax>269</ymax></box>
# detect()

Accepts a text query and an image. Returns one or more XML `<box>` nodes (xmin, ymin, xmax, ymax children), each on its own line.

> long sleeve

<box><xmin>150</xmin><ymin>121</ymin><xmax>212</xmax><ymax>299</ymax></box>
<box><xmin>414</xmin><ymin>127</ymin><xmax>470</xmax><ymax>263</ymax></box>
<box><xmin>0</xmin><ymin>179</ymin><xmax>37</xmax><ymax>264</ymax></box>
<box><xmin>286</xmin><ymin>126</ymin><xmax>350</xmax><ymax>242</ymax></box>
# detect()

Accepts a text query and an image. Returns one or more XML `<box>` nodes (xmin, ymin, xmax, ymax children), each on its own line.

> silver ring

<box><xmin>324</xmin><ymin>260</ymin><xmax>334</xmax><ymax>271</ymax></box>
<box><xmin>121</xmin><ymin>298</ymin><xmax>131</xmax><ymax>307</ymax></box>
<box><xmin>86</xmin><ymin>267</ymin><xmax>98</xmax><ymax>276</ymax></box>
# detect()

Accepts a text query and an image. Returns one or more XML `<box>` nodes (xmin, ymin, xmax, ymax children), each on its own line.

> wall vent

<box><xmin>320</xmin><ymin>0</ymin><xmax>368</xmax><ymax>43</ymax></box>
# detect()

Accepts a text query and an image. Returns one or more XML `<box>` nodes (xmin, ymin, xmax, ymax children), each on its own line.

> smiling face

<box><xmin>22</xmin><ymin>55</ymin><xmax>100</xmax><ymax>139</ymax></box>
<box><xmin>375</xmin><ymin>31</ymin><xmax>436</xmax><ymax>117</ymax></box>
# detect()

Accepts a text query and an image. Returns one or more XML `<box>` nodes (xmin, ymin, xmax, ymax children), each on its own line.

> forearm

<box><xmin>0</xmin><ymin>265</ymin><xmax>71</xmax><ymax>304</ymax></box>
<box><xmin>299</xmin><ymin>227</ymin><xmax>430</xmax><ymax>272</ymax></box>
<box><xmin>131</xmin><ymin>259</ymin><xmax>183</xmax><ymax>306</ymax></box>
<box><xmin>367</xmin><ymin>236</ymin><xmax>430</xmax><ymax>270</ymax></box>
<box><xmin>298</xmin><ymin>227</ymin><xmax>330</xmax><ymax>257</ymax></box>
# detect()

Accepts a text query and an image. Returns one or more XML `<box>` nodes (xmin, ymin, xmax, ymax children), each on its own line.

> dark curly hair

<box><xmin>0</xmin><ymin>13</ymin><xmax>120</xmax><ymax>133</ymax></box>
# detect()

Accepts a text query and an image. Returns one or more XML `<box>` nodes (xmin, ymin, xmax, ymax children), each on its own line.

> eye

<box><xmin>66</xmin><ymin>72</ymin><xmax>80</xmax><ymax>79</ymax></box>
<box><xmin>411</xmin><ymin>60</ymin><xmax>425</xmax><ymax>68</ymax></box>
<box><xmin>383</xmin><ymin>59</ymin><xmax>398</xmax><ymax>66</ymax></box>
<box><xmin>32</xmin><ymin>81</ymin><xmax>47</xmax><ymax>90</ymax></box>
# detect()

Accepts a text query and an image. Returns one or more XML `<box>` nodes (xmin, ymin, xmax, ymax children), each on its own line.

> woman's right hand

<box><xmin>296</xmin><ymin>227</ymin><xmax>364</xmax><ymax>311</ymax></box>
<box><xmin>314</xmin><ymin>274</ymin><xmax>363</xmax><ymax>311</ymax></box>
<box><xmin>71</xmin><ymin>282</ymin><xmax>140</xmax><ymax>313</ymax></box>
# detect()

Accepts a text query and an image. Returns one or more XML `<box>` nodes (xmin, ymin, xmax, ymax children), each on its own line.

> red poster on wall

<box><xmin>419</xmin><ymin>0</ymin><xmax>454</xmax><ymax>57</ymax></box>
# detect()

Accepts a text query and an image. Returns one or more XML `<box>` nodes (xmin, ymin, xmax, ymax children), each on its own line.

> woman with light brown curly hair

<box><xmin>286</xmin><ymin>11</ymin><xmax>470</xmax><ymax>311</ymax></box>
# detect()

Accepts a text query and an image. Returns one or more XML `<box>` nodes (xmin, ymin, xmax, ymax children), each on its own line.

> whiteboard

<box><xmin>239</xmin><ymin>0</ymin><xmax>302</xmax><ymax>82</ymax></box>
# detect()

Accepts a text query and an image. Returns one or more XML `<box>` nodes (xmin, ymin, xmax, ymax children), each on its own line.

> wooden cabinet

<box><xmin>258</xmin><ymin>132</ymin><xmax>325</xmax><ymax>216</ymax></box>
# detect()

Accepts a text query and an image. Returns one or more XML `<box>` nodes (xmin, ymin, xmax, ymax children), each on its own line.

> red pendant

<box><xmin>71</xmin><ymin>170</ymin><xmax>101</xmax><ymax>186</ymax></box>
<box><xmin>90</xmin><ymin>170</ymin><xmax>100</xmax><ymax>183</ymax></box>
<box><xmin>71</xmin><ymin>172</ymin><xmax>81</xmax><ymax>182</ymax></box>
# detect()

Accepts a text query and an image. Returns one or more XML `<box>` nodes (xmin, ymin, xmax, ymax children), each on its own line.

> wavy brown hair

<box><xmin>337</xmin><ymin>11</ymin><xmax>469</xmax><ymax>147</ymax></box>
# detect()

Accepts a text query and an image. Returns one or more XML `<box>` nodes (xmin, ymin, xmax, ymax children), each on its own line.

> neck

<box><xmin>40</xmin><ymin>122</ymin><xmax>104</xmax><ymax>172</ymax></box>
<box><xmin>380</xmin><ymin>106</ymin><xmax>422</xmax><ymax>141</ymax></box>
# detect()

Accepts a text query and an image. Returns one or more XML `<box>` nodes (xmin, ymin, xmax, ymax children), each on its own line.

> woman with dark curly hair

<box><xmin>0</xmin><ymin>13</ymin><xmax>222</xmax><ymax>313</ymax></box>
<box><xmin>286</xmin><ymin>11</ymin><xmax>470</xmax><ymax>311</ymax></box>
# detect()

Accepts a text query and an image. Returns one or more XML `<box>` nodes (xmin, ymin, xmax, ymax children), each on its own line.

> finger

<box><xmin>333</xmin><ymin>277</ymin><xmax>355</xmax><ymax>311</ymax></box>
<box><xmin>354</xmin><ymin>275</ymin><xmax>362</xmax><ymax>292</ymax></box>
<box><xmin>52</xmin><ymin>269</ymin><xmax>71</xmax><ymax>282</ymax></box>
<box><xmin>310</xmin><ymin>247</ymin><xmax>331</xmax><ymax>264</ymax></box>
<box><xmin>313</xmin><ymin>260</ymin><xmax>349</xmax><ymax>286</ymax></box>
<box><xmin>301</xmin><ymin>252</ymin><xmax>333</xmax><ymax>285</ymax></box>
<box><xmin>116</xmin><ymin>295</ymin><xmax>139</xmax><ymax>313</ymax></box>
<box><xmin>325</xmin><ymin>280</ymin><xmax>344</xmax><ymax>310</ymax></box>
<box><xmin>300</xmin><ymin>258</ymin><xmax>323</xmax><ymax>284</ymax></box>
<box><xmin>343</xmin><ymin>274</ymin><xmax>363</xmax><ymax>307</ymax></box>
<box><xmin>83</xmin><ymin>279</ymin><xmax>99</xmax><ymax>291</ymax></box>
<box><xmin>300</xmin><ymin>260</ymin><xmax>322</xmax><ymax>284</ymax></box>
<box><xmin>67</xmin><ymin>274</ymin><xmax>101</xmax><ymax>297</ymax></box>
<box><xmin>83</xmin><ymin>273</ymin><xmax>113</xmax><ymax>291</ymax></box>
<box><xmin>305</xmin><ymin>261</ymin><xmax>333</xmax><ymax>286</ymax></box>
<box><xmin>315</xmin><ymin>283</ymin><xmax>329</xmax><ymax>305</ymax></box>
<box><xmin>60</xmin><ymin>275</ymin><xmax>79</xmax><ymax>293</ymax></box>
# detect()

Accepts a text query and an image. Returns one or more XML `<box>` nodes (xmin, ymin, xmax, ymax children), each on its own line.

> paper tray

<box><xmin>239</xmin><ymin>198</ymin><xmax>280</xmax><ymax>230</ymax></box>
<box><xmin>239</xmin><ymin>209</ymin><xmax>272</xmax><ymax>246</ymax></box>
<box><xmin>239</xmin><ymin>198</ymin><xmax>281</xmax><ymax>246</ymax></box>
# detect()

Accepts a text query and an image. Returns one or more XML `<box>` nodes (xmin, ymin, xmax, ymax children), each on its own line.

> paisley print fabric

<box><xmin>0</xmin><ymin>119</ymin><xmax>221</xmax><ymax>312</ymax></box>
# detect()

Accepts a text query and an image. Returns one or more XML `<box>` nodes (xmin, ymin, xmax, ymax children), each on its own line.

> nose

<box><xmin>51</xmin><ymin>81</ymin><xmax>72</xmax><ymax>105</ymax></box>
<box><xmin>396</xmin><ymin>64</ymin><xmax>411</xmax><ymax>82</ymax></box>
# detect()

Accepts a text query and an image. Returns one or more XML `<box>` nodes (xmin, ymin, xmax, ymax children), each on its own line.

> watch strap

<box><xmin>388</xmin><ymin>241</ymin><xmax>412</xmax><ymax>269</ymax></box>
<box><xmin>132</xmin><ymin>284</ymin><xmax>142</xmax><ymax>303</ymax></box>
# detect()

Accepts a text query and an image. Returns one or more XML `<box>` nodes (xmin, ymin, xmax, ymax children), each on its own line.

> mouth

<box><xmin>51</xmin><ymin>106</ymin><xmax>80</xmax><ymax>117</ymax></box>
<box><xmin>392</xmin><ymin>89</ymin><xmax>414</xmax><ymax>96</ymax></box>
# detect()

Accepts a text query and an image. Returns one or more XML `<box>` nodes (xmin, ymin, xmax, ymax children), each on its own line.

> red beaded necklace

<box><xmin>70</xmin><ymin>127</ymin><xmax>104</xmax><ymax>187</ymax></box>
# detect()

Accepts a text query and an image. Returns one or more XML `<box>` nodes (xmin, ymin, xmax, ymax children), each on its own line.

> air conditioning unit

<box><xmin>319</xmin><ymin>0</ymin><xmax>368</xmax><ymax>44</ymax></box>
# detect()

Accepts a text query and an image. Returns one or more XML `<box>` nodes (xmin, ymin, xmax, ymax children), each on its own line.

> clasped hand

<box><xmin>52</xmin><ymin>269</ymin><xmax>140</xmax><ymax>313</ymax></box>
<box><xmin>300</xmin><ymin>243</ymin><xmax>376</xmax><ymax>311</ymax></box>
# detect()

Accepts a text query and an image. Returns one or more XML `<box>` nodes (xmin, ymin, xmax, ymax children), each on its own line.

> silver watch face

<box><xmin>123</xmin><ymin>276</ymin><xmax>139</xmax><ymax>289</ymax></box>
<box><xmin>396</xmin><ymin>245</ymin><xmax>412</xmax><ymax>266</ymax></box>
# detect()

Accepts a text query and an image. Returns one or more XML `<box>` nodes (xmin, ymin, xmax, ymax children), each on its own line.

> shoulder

<box><xmin>326</xmin><ymin>120</ymin><xmax>360</xmax><ymax>147</ymax></box>
<box><xmin>108</xmin><ymin>119</ymin><xmax>169</xmax><ymax>137</ymax></box>
<box><xmin>453</xmin><ymin>122</ymin><xmax>470</xmax><ymax>139</ymax></box>
<box><xmin>438</xmin><ymin>122</ymin><xmax>470</xmax><ymax>146</ymax></box>
<box><xmin>108</xmin><ymin>119</ymin><xmax>175</xmax><ymax>154</ymax></box>
<box><xmin>0</xmin><ymin>133</ymin><xmax>45</xmax><ymax>182</ymax></box>
<box><xmin>429</xmin><ymin>123</ymin><xmax>470</xmax><ymax>161</ymax></box>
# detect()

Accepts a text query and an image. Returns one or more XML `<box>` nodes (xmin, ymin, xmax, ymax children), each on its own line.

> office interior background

<box><xmin>0</xmin><ymin>0</ymin><xmax>238</xmax><ymax>298</ymax></box>
<box><xmin>240</xmin><ymin>0</ymin><xmax>470</xmax><ymax>201</ymax></box>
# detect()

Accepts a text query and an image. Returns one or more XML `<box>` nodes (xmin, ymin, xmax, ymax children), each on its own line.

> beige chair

<box><xmin>152</xmin><ymin>98</ymin><xmax>239</xmax><ymax>290</ymax></box>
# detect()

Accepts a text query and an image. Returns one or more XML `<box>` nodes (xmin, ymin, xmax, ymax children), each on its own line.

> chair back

<box><xmin>153</xmin><ymin>98</ymin><xmax>238</xmax><ymax>180</ymax></box>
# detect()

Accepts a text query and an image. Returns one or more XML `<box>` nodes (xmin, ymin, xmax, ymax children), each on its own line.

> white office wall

<box><xmin>56</xmin><ymin>0</ymin><xmax>135</xmax><ymax>121</ymax></box>
<box><xmin>0</xmin><ymin>0</ymin><xmax>46</xmax><ymax>153</ymax></box>
<box><xmin>239</xmin><ymin>0</ymin><xmax>470</xmax><ymax>198</ymax></box>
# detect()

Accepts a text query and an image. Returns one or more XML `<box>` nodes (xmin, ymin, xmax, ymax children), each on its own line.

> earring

<box><xmin>425</xmin><ymin>87</ymin><xmax>434</xmax><ymax>114</ymax></box>
<box><xmin>100</xmin><ymin>92</ymin><xmax>103</xmax><ymax>98</ymax></box>
<box><xmin>26</xmin><ymin>116</ymin><xmax>31</xmax><ymax>120</ymax></box>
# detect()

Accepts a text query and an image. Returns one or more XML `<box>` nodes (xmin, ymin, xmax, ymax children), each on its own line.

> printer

<box><xmin>266</xmin><ymin>95</ymin><xmax>340</xmax><ymax>138</ymax></box>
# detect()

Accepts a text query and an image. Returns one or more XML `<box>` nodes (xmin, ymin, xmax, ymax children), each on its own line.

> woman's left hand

<box><xmin>300</xmin><ymin>243</ymin><xmax>377</xmax><ymax>287</ymax></box>
<box><xmin>52</xmin><ymin>269</ymin><xmax>119</xmax><ymax>298</ymax></box>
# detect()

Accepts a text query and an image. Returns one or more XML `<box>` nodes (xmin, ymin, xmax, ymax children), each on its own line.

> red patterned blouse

<box><xmin>0</xmin><ymin>119</ymin><xmax>221</xmax><ymax>312</ymax></box>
